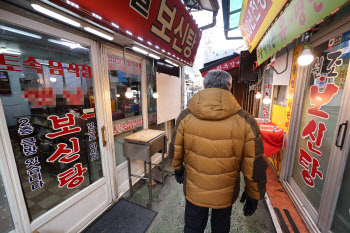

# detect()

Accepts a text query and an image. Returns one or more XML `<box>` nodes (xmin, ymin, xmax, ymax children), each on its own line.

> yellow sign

<box><xmin>268</xmin><ymin>149</ymin><xmax>283</xmax><ymax>177</ymax></box>
<box><xmin>239</xmin><ymin>0</ymin><xmax>287</xmax><ymax>52</ymax></box>
<box><xmin>271</xmin><ymin>104</ymin><xmax>287</xmax><ymax>132</ymax></box>
<box><xmin>285</xmin><ymin>45</ymin><xmax>301</xmax><ymax>135</ymax></box>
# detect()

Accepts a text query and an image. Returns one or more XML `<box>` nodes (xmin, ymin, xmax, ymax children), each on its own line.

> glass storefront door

<box><xmin>331</xmin><ymin>149</ymin><xmax>350</xmax><ymax>232</ymax></box>
<box><xmin>287</xmin><ymin>26</ymin><xmax>350</xmax><ymax>231</ymax></box>
<box><xmin>0</xmin><ymin>19</ymin><xmax>112</xmax><ymax>231</ymax></box>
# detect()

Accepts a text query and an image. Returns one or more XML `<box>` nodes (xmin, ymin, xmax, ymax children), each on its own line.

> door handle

<box><xmin>336</xmin><ymin>121</ymin><xmax>348</xmax><ymax>150</ymax></box>
<box><xmin>101</xmin><ymin>126</ymin><xmax>107</xmax><ymax>147</ymax></box>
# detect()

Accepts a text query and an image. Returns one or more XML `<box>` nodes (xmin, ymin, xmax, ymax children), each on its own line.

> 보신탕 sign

<box><xmin>49</xmin><ymin>0</ymin><xmax>201</xmax><ymax>65</ymax></box>
<box><xmin>239</xmin><ymin>0</ymin><xmax>288</xmax><ymax>52</ymax></box>
<box><xmin>257</xmin><ymin>0</ymin><xmax>349</xmax><ymax>65</ymax></box>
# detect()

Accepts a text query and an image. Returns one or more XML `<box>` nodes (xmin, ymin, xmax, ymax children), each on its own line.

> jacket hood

<box><xmin>188</xmin><ymin>88</ymin><xmax>242</xmax><ymax>120</ymax></box>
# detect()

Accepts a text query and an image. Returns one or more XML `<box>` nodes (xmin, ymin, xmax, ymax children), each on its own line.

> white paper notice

<box><xmin>157</xmin><ymin>72</ymin><xmax>181</xmax><ymax>124</ymax></box>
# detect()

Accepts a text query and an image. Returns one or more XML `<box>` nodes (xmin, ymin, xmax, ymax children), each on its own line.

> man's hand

<box><xmin>174</xmin><ymin>166</ymin><xmax>185</xmax><ymax>184</ymax></box>
<box><xmin>240</xmin><ymin>192</ymin><xmax>258</xmax><ymax>216</ymax></box>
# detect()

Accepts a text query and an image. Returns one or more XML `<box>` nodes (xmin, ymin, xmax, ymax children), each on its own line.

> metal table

<box><xmin>122</xmin><ymin>129</ymin><xmax>166</xmax><ymax>202</ymax></box>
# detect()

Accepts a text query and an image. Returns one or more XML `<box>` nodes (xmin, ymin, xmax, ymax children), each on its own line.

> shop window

<box><xmin>0</xmin><ymin>22</ymin><xmax>103</xmax><ymax>221</ymax></box>
<box><xmin>107</xmin><ymin>54</ymin><xmax>143</xmax><ymax>166</ymax></box>
<box><xmin>273</xmin><ymin>85</ymin><xmax>288</xmax><ymax>107</ymax></box>
<box><xmin>291</xmin><ymin>34</ymin><xmax>350</xmax><ymax>210</ymax></box>
<box><xmin>0</xmin><ymin>171</ymin><xmax>14</xmax><ymax>233</ymax></box>
<box><xmin>259</xmin><ymin>69</ymin><xmax>273</xmax><ymax>119</ymax></box>
<box><xmin>146</xmin><ymin>63</ymin><xmax>165</xmax><ymax>130</ymax></box>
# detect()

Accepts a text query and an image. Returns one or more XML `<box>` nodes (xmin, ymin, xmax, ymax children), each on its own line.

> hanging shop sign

<box><xmin>200</xmin><ymin>56</ymin><xmax>240</xmax><ymax>77</ymax></box>
<box><xmin>49</xmin><ymin>0</ymin><xmax>201</xmax><ymax>65</ymax></box>
<box><xmin>238</xmin><ymin>0</ymin><xmax>288</xmax><ymax>52</ymax></box>
<box><xmin>257</xmin><ymin>0</ymin><xmax>349</xmax><ymax>65</ymax></box>
<box><xmin>285</xmin><ymin>45</ymin><xmax>301</xmax><ymax>134</ymax></box>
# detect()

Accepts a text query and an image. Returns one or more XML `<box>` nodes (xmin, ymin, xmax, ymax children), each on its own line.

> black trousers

<box><xmin>184</xmin><ymin>200</ymin><xmax>232</xmax><ymax>233</ymax></box>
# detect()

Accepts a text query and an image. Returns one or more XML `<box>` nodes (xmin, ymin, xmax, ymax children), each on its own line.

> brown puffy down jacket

<box><xmin>170</xmin><ymin>88</ymin><xmax>267</xmax><ymax>209</ymax></box>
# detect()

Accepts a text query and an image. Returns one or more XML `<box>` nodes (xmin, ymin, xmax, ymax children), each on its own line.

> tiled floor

<box><xmin>13</xmin><ymin>140</ymin><xmax>90</xmax><ymax>220</ymax></box>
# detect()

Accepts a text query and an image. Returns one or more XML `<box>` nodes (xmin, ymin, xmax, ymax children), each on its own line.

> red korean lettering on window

<box><xmin>308</xmin><ymin>84</ymin><xmax>339</xmax><ymax>119</ymax></box>
<box><xmin>68</xmin><ymin>63</ymin><xmax>80</xmax><ymax>77</ymax></box>
<box><xmin>298</xmin><ymin>149</ymin><xmax>323</xmax><ymax>187</ymax></box>
<box><xmin>47</xmin><ymin>137</ymin><xmax>80</xmax><ymax>163</ymax></box>
<box><xmin>113</xmin><ymin>124</ymin><xmax>121</xmax><ymax>135</ymax></box>
<box><xmin>22</xmin><ymin>56</ymin><xmax>42</xmax><ymax>74</ymax></box>
<box><xmin>48</xmin><ymin>60</ymin><xmax>63</xmax><ymax>76</ymax></box>
<box><xmin>46</xmin><ymin>113</ymin><xmax>81</xmax><ymax>139</ymax></box>
<box><xmin>128</xmin><ymin>120</ymin><xmax>134</xmax><ymax>130</ymax></box>
<box><xmin>302</xmin><ymin>119</ymin><xmax>326</xmax><ymax>156</ymax></box>
<box><xmin>63</xmin><ymin>87</ymin><xmax>84</xmax><ymax>105</ymax></box>
<box><xmin>57</xmin><ymin>163</ymin><xmax>87</xmax><ymax>189</ymax></box>
<box><xmin>151</xmin><ymin>0</ymin><xmax>177</xmax><ymax>43</ymax></box>
<box><xmin>22</xmin><ymin>87</ymin><xmax>56</xmax><ymax>108</ymax></box>
<box><xmin>0</xmin><ymin>54</ymin><xmax>22</xmax><ymax>72</ymax></box>
<box><xmin>121</xmin><ymin>122</ymin><xmax>128</xmax><ymax>132</ymax></box>
<box><xmin>81</xmin><ymin>65</ymin><xmax>92</xmax><ymax>78</ymax></box>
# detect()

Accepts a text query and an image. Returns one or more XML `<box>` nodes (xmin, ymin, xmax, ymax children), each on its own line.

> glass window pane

<box><xmin>0</xmin><ymin>171</ymin><xmax>15</xmax><ymax>233</ymax></box>
<box><xmin>107</xmin><ymin>54</ymin><xmax>143</xmax><ymax>166</ymax></box>
<box><xmin>259</xmin><ymin>69</ymin><xmax>273</xmax><ymax>119</ymax></box>
<box><xmin>0</xmin><ymin>22</ymin><xmax>103</xmax><ymax>221</ymax></box>
<box><xmin>331</xmin><ymin>152</ymin><xmax>350</xmax><ymax>233</ymax></box>
<box><xmin>291</xmin><ymin>36</ymin><xmax>350</xmax><ymax>210</ymax></box>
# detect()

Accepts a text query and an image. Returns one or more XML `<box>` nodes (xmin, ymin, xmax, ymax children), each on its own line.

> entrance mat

<box><xmin>85</xmin><ymin>199</ymin><xmax>157</xmax><ymax>233</ymax></box>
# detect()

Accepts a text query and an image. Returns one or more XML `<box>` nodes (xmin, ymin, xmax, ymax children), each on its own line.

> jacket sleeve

<box><xmin>169</xmin><ymin>109</ymin><xmax>191</xmax><ymax>170</ymax></box>
<box><xmin>241</xmin><ymin>116</ymin><xmax>268</xmax><ymax>200</ymax></box>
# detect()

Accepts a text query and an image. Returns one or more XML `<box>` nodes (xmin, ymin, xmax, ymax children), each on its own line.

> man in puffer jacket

<box><xmin>169</xmin><ymin>70</ymin><xmax>267</xmax><ymax>233</ymax></box>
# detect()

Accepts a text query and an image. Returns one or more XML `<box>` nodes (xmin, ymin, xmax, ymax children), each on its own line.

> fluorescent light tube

<box><xmin>149</xmin><ymin>53</ymin><xmax>160</xmax><ymax>60</ymax></box>
<box><xmin>84</xmin><ymin>27</ymin><xmax>113</xmax><ymax>40</ymax></box>
<box><xmin>132</xmin><ymin>46</ymin><xmax>148</xmax><ymax>55</ymax></box>
<box><xmin>0</xmin><ymin>48</ymin><xmax>21</xmax><ymax>55</ymax></box>
<box><xmin>165</xmin><ymin>59</ymin><xmax>173</xmax><ymax>64</ymax></box>
<box><xmin>31</xmin><ymin>4</ymin><xmax>81</xmax><ymax>27</ymax></box>
<box><xmin>0</xmin><ymin>25</ymin><xmax>42</xmax><ymax>39</ymax></box>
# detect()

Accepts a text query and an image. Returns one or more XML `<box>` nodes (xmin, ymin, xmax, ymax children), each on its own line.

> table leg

<box><xmin>161</xmin><ymin>148</ymin><xmax>164</xmax><ymax>186</ymax></box>
<box><xmin>149</xmin><ymin>161</ymin><xmax>152</xmax><ymax>202</ymax></box>
<box><xmin>144</xmin><ymin>161</ymin><xmax>147</xmax><ymax>178</ymax></box>
<box><xmin>127</xmin><ymin>158</ymin><xmax>132</xmax><ymax>196</ymax></box>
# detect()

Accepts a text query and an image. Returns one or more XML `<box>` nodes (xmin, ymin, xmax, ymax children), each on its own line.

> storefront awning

<box><xmin>238</xmin><ymin>0</ymin><xmax>288</xmax><ymax>52</ymax></box>
<box><xmin>200</xmin><ymin>53</ymin><xmax>240</xmax><ymax>77</ymax></box>
<box><xmin>257</xmin><ymin>0</ymin><xmax>350</xmax><ymax>65</ymax></box>
<box><xmin>39</xmin><ymin>0</ymin><xmax>202</xmax><ymax>66</ymax></box>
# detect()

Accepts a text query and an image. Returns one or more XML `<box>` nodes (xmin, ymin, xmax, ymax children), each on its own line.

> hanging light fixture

<box><xmin>298</xmin><ymin>33</ymin><xmax>314</xmax><ymax>66</ymax></box>
<box><xmin>125</xmin><ymin>87</ymin><xmax>133</xmax><ymax>98</ymax></box>
<box><xmin>50</xmin><ymin>77</ymin><xmax>57</xmax><ymax>82</ymax></box>
<box><xmin>263</xmin><ymin>96</ymin><xmax>271</xmax><ymax>104</ymax></box>
<box><xmin>255</xmin><ymin>92</ymin><xmax>262</xmax><ymax>99</ymax></box>
<box><xmin>153</xmin><ymin>91</ymin><xmax>158</xmax><ymax>99</ymax></box>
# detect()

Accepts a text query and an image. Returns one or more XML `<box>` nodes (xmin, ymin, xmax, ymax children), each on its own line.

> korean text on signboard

<box><xmin>49</xmin><ymin>0</ymin><xmax>202</xmax><ymax>65</ymax></box>
<box><xmin>257</xmin><ymin>0</ymin><xmax>349</xmax><ymax>65</ymax></box>
<box><xmin>239</xmin><ymin>0</ymin><xmax>287</xmax><ymax>52</ymax></box>
<box><xmin>201</xmin><ymin>56</ymin><xmax>240</xmax><ymax>77</ymax></box>
<box><xmin>297</xmin><ymin>44</ymin><xmax>348</xmax><ymax>188</ymax></box>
